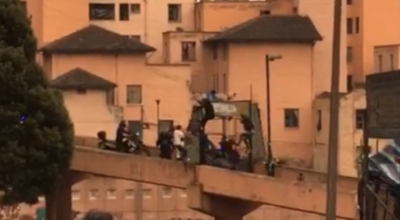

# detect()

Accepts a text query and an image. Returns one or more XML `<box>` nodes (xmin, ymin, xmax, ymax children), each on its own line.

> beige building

<box><xmin>18</xmin><ymin>0</ymin><xmax>363</xmax><ymax>218</ymax></box>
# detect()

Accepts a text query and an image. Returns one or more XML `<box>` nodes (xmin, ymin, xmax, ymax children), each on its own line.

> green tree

<box><xmin>0</xmin><ymin>0</ymin><xmax>74</xmax><ymax>204</ymax></box>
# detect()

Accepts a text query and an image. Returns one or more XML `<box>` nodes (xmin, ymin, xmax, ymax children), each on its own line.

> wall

<box><xmin>63</xmin><ymin>90</ymin><xmax>121</xmax><ymax>139</ymax></box>
<box><xmin>360</xmin><ymin>0</ymin><xmax>400</xmax><ymax>78</ymax></box>
<box><xmin>48</xmin><ymin>54</ymin><xmax>192</xmax><ymax>145</ymax></box>
<box><xmin>226</xmin><ymin>43</ymin><xmax>315</xmax><ymax>167</ymax></box>
<box><xmin>298</xmin><ymin>0</ymin><xmax>347</xmax><ymax>94</ymax></box>
<box><xmin>25</xmin><ymin>0</ymin><xmax>89</xmax><ymax>46</ymax></box>
<box><xmin>25</xmin><ymin>0</ymin><xmax>195</xmax><ymax>63</ymax></box>
<box><xmin>314</xmin><ymin>89</ymin><xmax>390</xmax><ymax>177</ymax></box>
<box><xmin>89</xmin><ymin>0</ymin><xmax>196</xmax><ymax>63</ymax></box>
<box><xmin>373</xmin><ymin>44</ymin><xmax>400</xmax><ymax>73</ymax></box>
<box><xmin>196</xmin><ymin>0</ymin><xmax>296</xmax><ymax>32</ymax></box>
<box><xmin>163</xmin><ymin>31</ymin><xmax>218</xmax><ymax>92</ymax></box>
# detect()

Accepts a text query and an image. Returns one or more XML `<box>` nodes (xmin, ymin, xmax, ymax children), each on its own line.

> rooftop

<box><xmin>41</xmin><ymin>25</ymin><xmax>156</xmax><ymax>54</ymax></box>
<box><xmin>204</xmin><ymin>15</ymin><xmax>322</xmax><ymax>43</ymax></box>
<box><xmin>51</xmin><ymin>68</ymin><xmax>117</xmax><ymax>90</ymax></box>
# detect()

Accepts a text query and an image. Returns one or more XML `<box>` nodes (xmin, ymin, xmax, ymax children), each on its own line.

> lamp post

<box><xmin>156</xmin><ymin>99</ymin><xmax>160</xmax><ymax>135</ymax></box>
<box><xmin>265</xmin><ymin>54</ymin><xmax>282</xmax><ymax>176</ymax></box>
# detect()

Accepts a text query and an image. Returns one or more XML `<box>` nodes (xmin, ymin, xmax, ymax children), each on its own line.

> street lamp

<box><xmin>156</xmin><ymin>99</ymin><xmax>160</xmax><ymax>135</ymax></box>
<box><xmin>265</xmin><ymin>54</ymin><xmax>282</xmax><ymax>176</ymax></box>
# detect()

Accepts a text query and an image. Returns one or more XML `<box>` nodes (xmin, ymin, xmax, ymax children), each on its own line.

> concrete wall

<box><xmin>314</xmin><ymin>89</ymin><xmax>390</xmax><ymax>177</ymax></box>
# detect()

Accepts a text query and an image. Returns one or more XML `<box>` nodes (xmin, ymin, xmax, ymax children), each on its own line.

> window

<box><xmin>106</xmin><ymin>189</ymin><xmax>117</xmax><ymax>200</ymax></box>
<box><xmin>89</xmin><ymin>3</ymin><xmax>115</xmax><ymax>20</ymax></box>
<box><xmin>284</xmin><ymin>109</ymin><xmax>299</xmax><ymax>128</ymax></box>
<box><xmin>128</xmin><ymin>121</ymin><xmax>143</xmax><ymax>139</ymax></box>
<box><xmin>259</xmin><ymin>10</ymin><xmax>270</xmax><ymax>15</ymax></box>
<box><xmin>161</xmin><ymin>187</ymin><xmax>172</xmax><ymax>198</ymax></box>
<box><xmin>347</xmin><ymin>18</ymin><xmax>353</xmax><ymax>34</ymax></box>
<box><xmin>355</xmin><ymin>17</ymin><xmax>359</xmax><ymax>33</ymax></box>
<box><xmin>88</xmin><ymin>189</ymin><xmax>99</xmax><ymax>200</ymax></box>
<box><xmin>390</xmin><ymin>54</ymin><xmax>394</xmax><ymax>70</ymax></box>
<box><xmin>158</xmin><ymin>120</ymin><xmax>173</xmax><ymax>133</ymax></box>
<box><xmin>143</xmin><ymin>188</ymin><xmax>152</xmax><ymax>199</ymax></box>
<box><xmin>181</xmin><ymin>42</ymin><xmax>196</xmax><ymax>61</ymax></box>
<box><xmin>212</xmin><ymin>45</ymin><xmax>218</xmax><ymax>60</ymax></box>
<box><xmin>77</xmin><ymin>88</ymin><xmax>87</xmax><ymax>94</ymax></box>
<box><xmin>126</xmin><ymin>85</ymin><xmax>142</xmax><ymax>104</ymax></box>
<box><xmin>72</xmin><ymin>190</ymin><xmax>81</xmax><ymax>201</ymax></box>
<box><xmin>347</xmin><ymin>46</ymin><xmax>353</xmax><ymax>63</ymax></box>
<box><xmin>168</xmin><ymin>4</ymin><xmax>181</xmax><ymax>22</ymax></box>
<box><xmin>130</xmin><ymin>4</ymin><xmax>141</xmax><ymax>13</ymax></box>
<box><xmin>125</xmin><ymin>189</ymin><xmax>134</xmax><ymax>199</ymax></box>
<box><xmin>119</xmin><ymin>3</ymin><xmax>129</xmax><ymax>21</ymax></box>
<box><xmin>106</xmin><ymin>89</ymin><xmax>115</xmax><ymax>105</ymax></box>
<box><xmin>355</xmin><ymin>109</ymin><xmax>366</xmax><ymax>129</ymax></box>
<box><xmin>221</xmin><ymin>44</ymin><xmax>227</xmax><ymax>60</ymax></box>
<box><xmin>212</xmin><ymin>74</ymin><xmax>217</xmax><ymax>90</ymax></box>
<box><xmin>347</xmin><ymin>0</ymin><xmax>352</xmax><ymax>5</ymax></box>
<box><xmin>378</xmin><ymin>54</ymin><xmax>382</xmax><ymax>71</ymax></box>
<box><xmin>347</xmin><ymin>74</ymin><xmax>353</xmax><ymax>91</ymax></box>
<box><xmin>222</xmin><ymin>73</ymin><xmax>227</xmax><ymax>93</ymax></box>
<box><xmin>316</xmin><ymin>109</ymin><xmax>322</xmax><ymax>131</ymax></box>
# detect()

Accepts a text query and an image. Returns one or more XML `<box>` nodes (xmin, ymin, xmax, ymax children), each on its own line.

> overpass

<box><xmin>46</xmin><ymin>136</ymin><xmax>357</xmax><ymax>220</ymax></box>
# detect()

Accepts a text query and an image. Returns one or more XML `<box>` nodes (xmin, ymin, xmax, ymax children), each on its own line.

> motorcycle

<box><xmin>97</xmin><ymin>131</ymin><xmax>151</xmax><ymax>156</ymax></box>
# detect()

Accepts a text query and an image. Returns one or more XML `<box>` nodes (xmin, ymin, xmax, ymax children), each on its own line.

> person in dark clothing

<box><xmin>198</xmin><ymin>98</ymin><xmax>215</xmax><ymax>131</ymax></box>
<box><xmin>236</xmin><ymin>114</ymin><xmax>254</xmax><ymax>152</ymax></box>
<box><xmin>115</xmin><ymin>120</ymin><xmax>131</xmax><ymax>152</ymax></box>
<box><xmin>157</xmin><ymin>131</ymin><xmax>173</xmax><ymax>159</ymax></box>
<box><xmin>218</xmin><ymin>135</ymin><xmax>230</xmax><ymax>157</ymax></box>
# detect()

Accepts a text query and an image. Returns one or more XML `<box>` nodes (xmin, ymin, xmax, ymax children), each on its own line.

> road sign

<box><xmin>366</xmin><ymin>71</ymin><xmax>400</xmax><ymax>138</ymax></box>
<box><xmin>211</xmin><ymin>102</ymin><xmax>238</xmax><ymax>117</ymax></box>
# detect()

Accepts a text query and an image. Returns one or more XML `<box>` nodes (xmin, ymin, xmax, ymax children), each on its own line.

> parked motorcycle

<box><xmin>97</xmin><ymin>131</ymin><xmax>151</xmax><ymax>156</ymax></box>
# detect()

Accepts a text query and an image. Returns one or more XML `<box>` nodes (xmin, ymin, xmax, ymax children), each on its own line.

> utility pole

<box><xmin>325</xmin><ymin>0</ymin><xmax>342</xmax><ymax>218</ymax></box>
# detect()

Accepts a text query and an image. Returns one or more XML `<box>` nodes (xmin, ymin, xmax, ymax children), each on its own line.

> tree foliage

<box><xmin>0</xmin><ymin>0</ymin><xmax>74</xmax><ymax>204</ymax></box>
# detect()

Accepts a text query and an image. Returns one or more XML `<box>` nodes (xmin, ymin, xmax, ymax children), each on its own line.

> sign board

<box><xmin>366</xmin><ymin>71</ymin><xmax>400</xmax><ymax>138</ymax></box>
<box><xmin>211</xmin><ymin>102</ymin><xmax>238</xmax><ymax>117</ymax></box>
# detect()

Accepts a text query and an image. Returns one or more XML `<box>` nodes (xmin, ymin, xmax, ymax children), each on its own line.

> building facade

<box><xmin>18</xmin><ymin>0</ymin><xmax>362</xmax><ymax>218</ymax></box>
<box><xmin>346</xmin><ymin>0</ymin><xmax>400</xmax><ymax>84</ymax></box>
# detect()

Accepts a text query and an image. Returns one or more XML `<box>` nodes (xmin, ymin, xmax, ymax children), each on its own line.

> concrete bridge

<box><xmin>46</xmin><ymin>136</ymin><xmax>357</xmax><ymax>220</ymax></box>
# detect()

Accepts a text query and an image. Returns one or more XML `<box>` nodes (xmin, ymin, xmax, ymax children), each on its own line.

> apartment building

<box><xmin>19</xmin><ymin>0</ymin><xmax>352</xmax><ymax>218</ymax></box>
<box><xmin>346</xmin><ymin>0</ymin><xmax>400</xmax><ymax>85</ymax></box>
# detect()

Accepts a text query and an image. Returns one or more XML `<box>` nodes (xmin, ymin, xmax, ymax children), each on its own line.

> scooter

<box><xmin>97</xmin><ymin>131</ymin><xmax>151</xmax><ymax>156</ymax></box>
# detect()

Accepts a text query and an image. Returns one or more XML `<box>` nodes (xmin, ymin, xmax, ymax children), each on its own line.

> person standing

<box><xmin>116</xmin><ymin>120</ymin><xmax>130</xmax><ymax>152</ymax></box>
<box><xmin>173</xmin><ymin>125</ymin><xmax>186</xmax><ymax>160</ymax></box>
<box><xmin>157</xmin><ymin>130</ymin><xmax>173</xmax><ymax>159</ymax></box>
<box><xmin>236</xmin><ymin>114</ymin><xmax>254</xmax><ymax>153</ymax></box>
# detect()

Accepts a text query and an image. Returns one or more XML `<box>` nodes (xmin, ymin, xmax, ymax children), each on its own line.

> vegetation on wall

<box><xmin>0</xmin><ymin>0</ymin><xmax>74</xmax><ymax>204</ymax></box>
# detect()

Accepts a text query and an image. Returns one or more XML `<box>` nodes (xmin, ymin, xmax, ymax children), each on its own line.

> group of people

<box><xmin>156</xmin><ymin>125</ymin><xmax>187</xmax><ymax>160</ymax></box>
<box><xmin>101</xmin><ymin>90</ymin><xmax>256</xmax><ymax>165</ymax></box>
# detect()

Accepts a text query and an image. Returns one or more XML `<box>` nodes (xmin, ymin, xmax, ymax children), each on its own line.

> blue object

<box><xmin>206</xmin><ymin>90</ymin><xmax>216</xmax><ymax>101</ymax></box>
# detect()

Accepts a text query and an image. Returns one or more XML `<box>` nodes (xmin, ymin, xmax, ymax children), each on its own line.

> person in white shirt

<box><xmin>173</xmin><ymin>125</ymin><xmax>185</xmax><ymax>160</ymax></box>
